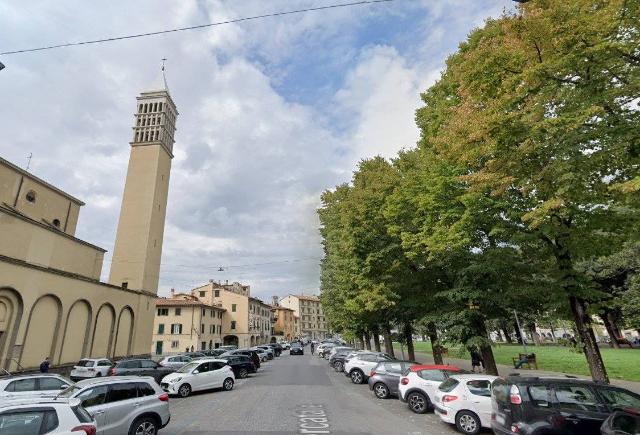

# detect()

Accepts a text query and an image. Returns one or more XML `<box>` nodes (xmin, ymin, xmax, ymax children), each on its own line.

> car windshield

<box><xmin>75</xmin><ymin>360</ymin><xmax>94</xmax><ymax>367</ymax></box>
<box><xmin>176</xmin><ymin>362</ymin><xmax>199</xmax><ymax>373</ymax></box>
<box><xmin>439</xmin><ymin>378</ymin><xmax>460</xmax><ymax>392</ymax></box>
<box><xmin>291</xmin><ymin>343</ymin><xmax>302</xmax><ymax>348</ymax></box>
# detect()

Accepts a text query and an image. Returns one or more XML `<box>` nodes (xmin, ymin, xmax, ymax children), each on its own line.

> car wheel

<box><xmin>129</xmin><ymin>416</ymin><xmax>158</xmax><ymax>435</ymax></box>
<box><xmin>350</xmin><ymin>369</ymin><xmax>364</xmax><ymax>384</ymax></box>
<box><xmin>373</xmin><ymin>382</ymin><xmax>390</xmax><ymax>399</ymax></box>
<box><xmin>334</xmin><ymin>361</ymin><xmax>343</xmax><ymax>372</ymax></box>
<box><xmin>456</xmin><ymin>411</ymin><xmax>481</xmax><ymax>435</ymax></box>
<box><xmin>223</xmin><ymin>377</ymin><xmax>234</xmax><ymax>391</ymax></box>
<box><xmin>407</xmin><ymin>391</ymin><xmax>429</xmax><ymax>414</ymax></box>
<box><xmin>239</xmin><ymin>368</ymin><xmax>248</xmax><ymax>379</ymax></box>
<box><xmin>95</xmin><ymin>373</ymin><xmax>102</xmax><ymax>377</ymax></box>
<box><xmin>178</xmin><ymin>383</ymin><xmax>192</xmax><ymax>398</ymax></box>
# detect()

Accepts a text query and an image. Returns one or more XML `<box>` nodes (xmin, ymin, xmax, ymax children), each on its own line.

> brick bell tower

<box><xmin>109</xmin><ymin>65</ymin><xmax>178</xmax><ymax>293</ymax></box>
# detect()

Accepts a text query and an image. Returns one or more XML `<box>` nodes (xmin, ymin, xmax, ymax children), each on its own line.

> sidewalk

<box><xmin>393</xmin><ymin>346</ymin><xmax>640</xmax><ymax>394</ymax></box>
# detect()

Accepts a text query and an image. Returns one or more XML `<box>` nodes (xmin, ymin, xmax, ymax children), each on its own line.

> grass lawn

<box><xmin>394</xmin><ymin>341</ymin><xmax>640</xmax><ymax>382</ymax></box>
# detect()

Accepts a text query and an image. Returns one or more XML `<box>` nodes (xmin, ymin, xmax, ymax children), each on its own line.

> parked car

<box><xmin>290</xmin><ymin>343</ymin><xmax>304</xmax><ymax>355</ymax></box>
<box><xmin>202</xmin><ymin>349</ymin><xmax>227</xmax><ymax>357</ymax></box>
<box><xmin>330</xmin><ymin>350</ymin><xmax>362</xmax><ymax>372</ymax></box>
<box><xmin>280</xmin><ymin>342</ymin><xmax>291</xmax><ymax>350</ymax></box>
<box><xmin>184</xmin><ymin>352</ymin><xmax>207</xmax><ymax>359</ymax></box>
<box><xmin>344</xmin><ymin>352</ymin><xmax>394</xmax><ymax>384</ymax></box>
<box><xmin>317</xmin><ymin>343</ymin><xmax>336</xmax><ymax>358</ymax></box>
<box><xmin>224</xmin><ymin>349</ymin><xmax>261</xmax><ymax>369</ymax></box>
<box><xmin>218</xmin><ymin>345</ymin><xmax>238</xmax><ymax>351</ymax></box>
<box><xmin>268</xmin><ymin>343</ymin><xmax>283</xmax><ymax>357</ymax></box>
<box><xmin>256</xmin><ymin>345</ymin><xmax>275</xmax><ymax>360</ymax></box>
<box><xmin>601</xmin><ymin>408</ymin><xmax>640</xmax><ymax>435</ymax></box>
<box><xmin>158</xmin><ymin>355</ymin><xmax>192</xmax><ymax>369</ymax></box>
<box><xmin>161</xmin><ymin>358</ymin><xmax>235</xmax><ymax>398</ymax></box>
<box><xmin>70</xmin><ymin>358</ymin><xmax>113</xmax><ymax>381</ymax></box>
<box><xmin>368</xmin><ymin>361</ymin><xmax>418</xmax><ymax>399</ymax></box>
<box><xmin>491</xmin><ymin>375</ymin><xmax>640</xmax><ymax>435</ymax></box>
<box><xmin>107</xmin><ymin>358</ymin><xmax>175</xmax><ymax>383</ymax></box>
<box><xmin>250</xmin><ymin>347</ymin><xmax>270</xmax><ymax>362</ymax></box>
<box><xmin>328</xmin><ymin>346</ymin><xmax>353</xmax><ymax>359</ymax></box>
<box><xmin>0</xmin><ymin>373</ymin><xmax>72</xmax><ymax>399</ymax></box>
<box><xmin>58</xmin><ymin>375</ymin><xmax>170</xmax><ymax>435</ymax></box>
<box><xmin>398</xmin><ymin>364</ymin><xmax>464</xmax><ymax>414</ymax></box>
<box><xmin>0</xmin><ymin>397</ymin><xmax>96</xmax><ymax>435</ymax></box>
<box><xmin>216</xmin><ymin>355</ymin><xmax>257</xmax><ymax>379</ymax></box>
<box><xmin>434</xmin><ymin>374</ymin><xmax>497</xmax><ymax>434</ymax></box>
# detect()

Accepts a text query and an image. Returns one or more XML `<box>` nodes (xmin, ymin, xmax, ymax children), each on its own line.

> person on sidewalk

<box><xmin>470</xmin><ymin>347</ymin><xmax>483</xmax><ymax>373</ymax></box>
<box><xmin>310</xmin><ymin>342</ymin><xmax>315</xmax><ymax>355</ymax></box>
<box><xmin>39</xmin><ymin>357</ymin><xmax>50</xmax><ymax>373</ymax></box>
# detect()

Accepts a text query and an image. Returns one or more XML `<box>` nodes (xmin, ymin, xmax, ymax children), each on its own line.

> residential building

<box><xmin>249</xmin><ymin>297</ymin><xmax>275</xmax><ymax>345</ymax></box>
<box><xmin>280</xmin><ymin>295</ymin><xmax>329</xmax><ymax>340</ymax></box>
<box><xmin>151</xmin><ymin>292</ymin><xmax>224</xmax><ymax>355</ymax></box>
<box><xmin>0</xmin><ymin>79</ymin><xmax>177</xmax><ymax>371</ymax></box>
<box><xmin>272</xmin><ymin>306</ymin><xmax>297</xmax><ymax>341</ymax></box>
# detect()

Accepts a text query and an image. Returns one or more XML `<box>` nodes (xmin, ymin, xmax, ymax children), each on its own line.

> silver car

<box><xmin>0</xmin><ymin>373</ymin><xmax>72</xmax><ymax>399</ymax></box>
<box><xmin>158</xmin><ymin>354</ymin><xmax>192</xmax><ymax>369</ymax></box>
<box><xmin>59</xmin><ymin>375</ymin><xmax>170</xmax><ymax>435</ymax></box>
<box><xmin>0</xmin><ymin>397</ymin><xmax>96</xmax><ymax>434</ymax></box>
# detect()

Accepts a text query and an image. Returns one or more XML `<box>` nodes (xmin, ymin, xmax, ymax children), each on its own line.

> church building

<box><xmin>0</xmin><ymin>79</ymin><xmax>177</xmax><ymax>371</ymax></box>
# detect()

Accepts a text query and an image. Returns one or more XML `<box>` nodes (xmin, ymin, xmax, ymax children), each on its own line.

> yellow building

<box><xmin>151</xmin><ymin>293</ymin><xmax>224</xmax><ymax>355</ymax></box>
<box><xmin>272</xmin><ymin>306</ymin><xmax>296</xmax><ymax>341</ymax></box>
<box><xmin>0</xmin><ymin>80</ymin><xmax>177</xmax><ymax>371</ymax></box>
<box><xmin>280</xmin><ymin>294</ymin><xmax>329</xmax><ymax>340</ymax></box>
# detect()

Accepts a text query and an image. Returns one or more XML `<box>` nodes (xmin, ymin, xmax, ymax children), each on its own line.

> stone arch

<box><xmin>249</xmin><ymin>336</ymin><xmax>255</xmax><ymax>347</ymax></box>
<box><xmin>90</xmin><ymin>303</ymin><xmax>116</xmax><ymax>357</ymax></box>
<box><xmin>223</xmin><ymin>335</ymin><xmax>238</xmax><ymax>347</ymax></box>
<box><xmin>270</xmin><ymin>336</ymin><xmax>276</xmax><ymax>343</ymax></box>
<box><xmin>112</xmin><ymin>306</ymin><xmax>134</xmax><ymax>358</ymax></box>
<box><xmin>0</xmin><ymin>288</ymin><xmax>24</xmax><ymax>370</ymax></box>
<box><xmin>58</xmin><ymin>300</ymin><xmax>92</xmax><ymax>364</ymax></box>
<box><xmin>20</xmin><ymin>294</ymin><xmax>62</xmax><ymax>369</ymax></box>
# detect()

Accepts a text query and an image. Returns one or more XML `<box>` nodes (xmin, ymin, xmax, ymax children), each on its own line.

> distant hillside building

<box><xmin>280</xmin><ymin>294</ymin><xmax>329</xmax><ymax>340</ymax></box>
<box><xmin>0</xmin><ymin>79</ymin><xmax>177</xmax><ymax>371</ymax></box>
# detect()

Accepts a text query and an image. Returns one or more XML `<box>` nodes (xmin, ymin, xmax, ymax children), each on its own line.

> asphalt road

<box><xmin>164</xmin><ymin>349</ymin><xmax>463</xmax><ymax>435</ymax></box>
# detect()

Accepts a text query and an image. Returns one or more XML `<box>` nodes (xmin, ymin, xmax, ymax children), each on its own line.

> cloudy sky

<box><xmin>0</xmin><ymin>0</ymin><xmax>513</xmax><ymax>301</ymax></box>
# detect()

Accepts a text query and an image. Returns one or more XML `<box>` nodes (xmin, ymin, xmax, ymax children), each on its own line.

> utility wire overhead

<box><xmin>0</xmin><ymin>0</ymin><xmax>396</xmax><ymax>56</ymax></box>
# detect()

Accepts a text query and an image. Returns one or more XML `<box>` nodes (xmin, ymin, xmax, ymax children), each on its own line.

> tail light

<box><xmin>369</xmin><ymin>371</ymin><xmax>376</xmax><ymax>377</ymax></box>
<box><xmin>400</xmin><ymin>377</ymin><xmax>409</xmax><ymax>385</ymax></box>
<box><xmin>510</xmin><ymin>425</ymin><xmax>521</xmax><ymax>433</ymax></box>
<box><xmin>158</xmin><ymin>362</ymin><xmax>164</xmax><ymax>367</ymax></box>
<box><xmin>509</xmin><ymin>385</ymin><xmax>522</xmax><ymax>405</ymax></box>
<box><xmin>72</xmin><ymin>425</ymin><xmax>97</xmax><ymax>435</ymax></box>
<box><xmin>108</xmin><ymin>368</ymin><xmax>116</xmax><ymax>376</ymax></box>
<box><xmin>442</xmin><ymin>395</ymin><xmax>458</xmax><ymax>402</ymax></box>
<box><xmin>158</xmin><ymin>393</ymin><xmax>169</xmax><ymax>402</ymax></box>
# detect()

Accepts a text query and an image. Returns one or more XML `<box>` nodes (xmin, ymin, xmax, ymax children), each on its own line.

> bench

<box><xmin>512</xmin><ymin>353</ymin><xmax>538</xmax><ymax>370</ymax></box>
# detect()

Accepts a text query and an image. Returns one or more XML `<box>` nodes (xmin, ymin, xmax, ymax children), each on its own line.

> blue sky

<box><xmin>0</xmin><ymin>0</ymin><xmax>514</xmax><ymax>300</ymax></box>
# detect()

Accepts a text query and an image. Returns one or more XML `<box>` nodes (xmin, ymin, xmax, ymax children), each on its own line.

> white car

<box><xmin>343</xmin><ymin>352</ymin><xmax>393</xmax><ymax>384</ymax></box>
<box><xmin>433</xmin><ymin>374</ymin><xmax>497</xmax><ymax>435</ymax></box>
<box><xmin>398</xmin><ymin>364</ymin><xmax>464</xmax><ymax>414</ymax></box>
<box><xmin>158</xmin><ymin>355</ymin><xmax>193</xmax><ymax>369</ymax></box>
<box><xmin>0</xmin><ymin>397</ymin><xmax>96</xmax><ymax>435</ymax></box>
<box><xmin>0</xmin><ymin>374</ymin><xmax>72</xmax><ymax>399</ymax></box>
<box><xmin>70</xmin><ymin>358</ymin><xmax>113</xmax><ymax>381</ymax></box>
<box><xmin>280</xmin><ymin>342</ymin><xmax>291</xmax><ymax>350</ymax></box>
<box><xmin>251</xmin><ymin>348</ymin><xmax>269</xmax><ymax>362</ymax></box>
<box><xmin>316</xmin><ymin>343</ymin><xmax>335</xmax><ymax>357</ymax></box>
<box><xmin>161</xmin><ymin>358</ymin><xmax>235</xmax><ymax>398</ymax></box>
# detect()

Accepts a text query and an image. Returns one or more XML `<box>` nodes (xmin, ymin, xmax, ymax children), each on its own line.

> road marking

<box><xmin>296</xmin><ymin>404</ymin><xmax>330</xmax><ymax>434</ymax></box>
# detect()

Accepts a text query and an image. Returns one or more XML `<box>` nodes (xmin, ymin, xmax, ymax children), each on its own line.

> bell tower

<box><xmin>108</xmin><ymin>68</ymin><xmax>178</xmax><ymax>293</ymax></box>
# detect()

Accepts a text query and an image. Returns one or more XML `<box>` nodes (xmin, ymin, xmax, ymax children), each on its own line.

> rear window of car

<box><xmin>0</xmin><ymin>409</ymin><xmax>58</xmax><ymax>435</ymax></box>
<box><xmin>491</xmin><ymin>379</ymin><xmax>510</xmax><ymax>404</ymax></box>
<box><xmin>554</xmin><ymin>384</ymin><xmax>601</xmax><ymax>412</ymax></box>
<box><xmin>76</xmin><ymin>360</ymin><xmax>94</xmax><ymax>367</ymax></box>
<box><xmin>611</xmin><ymin>412</ymin><xmax>640</xmax><ymax>433</ymax></box>
<box><xmin>528</xmin><ymin>385</ymin><xmax>551</xmax><ymax>408</ymax></box>
<box><xmin>439</xmin><ymin>378</ymin><xmax>460</xmax><ymax>392</ymax></box>
<box><xmin>467</xmin><ymin>380</ymin><xmax>492</xmax><ymax>397</ymax></box>
<box><xmin>71</xmin><ymin>405</ymin><xmax>93</xmax><ymax>424</ymax></box>
<box><xmin>136</xmin><ymin>382</ymin><xmax>156</xmax><ymax>397</ymax></box>
<box><xmin>418</xmin><ymin>369</ymin><xmax>446</xmax><ymax>382</ymax></box>
<box><xmin>116</xmin><ymin>360</ymin><xmax>140</xmax><ymax>369</ymax></box>
<box><xmin>598</xmin><ymin>388</ymin><xmax>640</xmax><ymax>410</ymax></box>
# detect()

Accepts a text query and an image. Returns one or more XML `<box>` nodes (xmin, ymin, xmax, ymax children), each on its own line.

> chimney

<box><xmin>225</xmin><ymin>279</ymin><xmax>228</xmax><ymax>285</ymax></box>
<box><xmin>209</xmin><ymin>279</ymin><xmax>213</xmax><ymax>283</ymax></box>
<box><xmin>170</xmin><ymin>288</ymin><xmax>175</xmax><ymax>297</ymax></box>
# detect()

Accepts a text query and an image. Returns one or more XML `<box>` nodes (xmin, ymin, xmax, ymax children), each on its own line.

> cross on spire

<box><xmin>160</xmin><ymin>58</ymin><xmax>169</xmax><ymax>91</ymax></box>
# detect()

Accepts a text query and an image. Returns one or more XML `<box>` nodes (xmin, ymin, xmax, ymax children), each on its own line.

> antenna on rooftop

<box><xmin>25</xmin><ymin>153</ymin><xmax>33</xmax><ymax>171</ymax></box>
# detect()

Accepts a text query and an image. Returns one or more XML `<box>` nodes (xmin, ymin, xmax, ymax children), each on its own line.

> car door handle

<box><xmin>93</xmin><ymin>410</ymin><xmax>105</xmax><ymax>416</ymax></box>
<box><xmin>134</xmin><ymin>402</ymin><xmax>142</xmax><ymax>407</ymax></box>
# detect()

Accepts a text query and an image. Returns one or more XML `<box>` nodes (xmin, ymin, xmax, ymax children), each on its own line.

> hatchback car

<box><xmin>59</xmin><ymin>376</ymin><xmax>170</xmax><ymax>435</ymax></box>
<box><xmin>158</xmin><ymin>355</ymin><xmax>192</xmax><ymax>369</ymax></box>
<box><xmin>433</xmin><ymin>374</ymin><xmax>497</xmax><ymax>434</ymax></box>
<box><xmin>491</xmin><ymin>375</ymin><xmax>640</xmax><ymax>435</ymax></box>
<box><xmin>368</xmin><ymin>361</ymin><xmax>418</xmax><ymax>399</ymax></box>
<box><xmin>224</xmin><ymin>349</ymin><xmax>261</xmax><ymax>369</ymax></box>
<box><xmin>290</xmin><ymin>343</ymin><xmax>304</xmax><ymax>355</ymax></box>
<box><xmin>216</xmin><ymin>355</ymin><xmax>256</xmax><ymax>378</ymax></box>
<box><xmin>398</xmin><ymin>364</ymin><xmax>464</xmax><ymax>414</ymax></box>
<box><xmin>330</xmin><ymin>350</ymin><xmax>362</xmax><ymax>372</ymax></box>
<box><xmin>161</xmin><ymin>358</ymin><xmax>235</xmax><ymax>398</ymax></box>
<box><xmin>0</xmin><ymin>397</ymin><xmax>96</xmax><ymax>435</ymax></box>
<box><xmin>256</xmin><ymin>345</ymin><xmax>275</xmax><ymax>359</ymax></box>
<box><xmin>0</xmin><ymin>374</ymin><xmax>72</xmax><ymax>399</ymax></box>
<box><xmin>108</xmin><ymin>358</ymin><xmax>175</xmax><ymax>383</ymax></box>
<box><xmin>344</xmin><ymin>352</ymin><xmax>394</xmax><ymax>384</ymax></box>
<box><xmin>70</xmin><ymin>358</ymin><xmax>113</xmax><ymax>381</ymax></box>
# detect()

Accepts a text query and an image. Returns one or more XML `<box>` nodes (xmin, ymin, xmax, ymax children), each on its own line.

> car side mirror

<box><xmin>193</xmin><ymin>370</ymin><xmax>199</xmax><ymax>374</ymax></box>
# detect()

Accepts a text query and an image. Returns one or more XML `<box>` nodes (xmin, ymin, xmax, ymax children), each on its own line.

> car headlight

<box><xmin>169</xmin><ymin>377</ymin><xmax>182</xmax><ymax>383</ymax></box>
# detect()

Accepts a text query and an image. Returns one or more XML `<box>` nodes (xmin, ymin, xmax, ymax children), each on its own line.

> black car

<box><xmin>329</xmin><ymin>349</ymin><xmax>356</xmax><ymax>372</ymax></box>
<box><xmin>227</xmin><ymin>349</ymin><xmax>261</xmax><ymax>369</ymax></box>
<box><xmin>290</xmin><ymin>343</ymin><xmax>304</xmax><ymax>355</ymax></box>
<box><xmin>601</xmin><ymin>409</ymin><xmax>640</xmax><ymax>435</ymax></box>
<box><xmin>217</xmin><ymin>355</ymin><xmax>256</xmax><ymax>378</ymax></box>
<box><xmin>367</xmin><ymin>361</ymin><xmax>417</xmax><ymax>399</ymax></box>
<box><xmin>492</xmin><ymin>375</ymin><xmax>640</xmax><ymax>435</ymax></box>
<box><xmin>268</xmin><ymin>343</ymin><xmax>283</xmax><ymax>357</ymax></box>
<box><xmin>108</xmin><ymin>358</ymin><xmax>175</xmax><ymax>383</ymax></box>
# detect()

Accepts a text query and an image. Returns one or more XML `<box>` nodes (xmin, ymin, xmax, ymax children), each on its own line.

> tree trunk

<box><xmin>363</xmin><ymin>331</ymin><xmax>371</xmax><ymax>350</ymax></box>
<box><xmin>480</xmin><ymin>343</ymin><xmax>499</xmax><ymax>376</ymax></box>
<box><xmin>383</xmin><ymin>324</ymin><xmax>395</xmax><ymax>358</ymax></box>
<box><xmin>427</xmin><ymin>322</ymin><xmax>443</xmax><ymax>365</ymax></box>
<box><xmin>527</xmin><ymin>322</ymin><xmax>540</xmax><ymax>346</ymax></box>
<box><xmin>403</xmin><ymin>322</ymin><xmax>415</xmax><ymax>362</ymax></box>
<box><xmin>513</xmin><ymin>320</ymin><xmax>524</xmax><ymax>344</ymax></box>
<box><xmin>601</xmin><ymin>311</ymin><xmax>620</xmax><ymax>349</ymax></box>
<box><xmin>549</xmin><ymin>323</ymin><xmax>557</xmax><ymax>342</ymax></box>
<box><xmin>372</xmin><ymin>325</ymin><xmax>381</xmax><ymax>352</ymax></box>
<box><xmin>500</xmin><ymin>321</ymin><xmax>513</xmax><ymax>344</ymax></box>
<box><xmin>570</xmin><ymin>296</ymin><xmax>609</xmax><ymax>383</ymax></box>
<box><xmin>356</xmin><ymin>335</ymin><xmax>364</xmax><ymax>350</ymax></box>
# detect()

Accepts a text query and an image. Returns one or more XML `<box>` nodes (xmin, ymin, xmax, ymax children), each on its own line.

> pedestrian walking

<box><xmin>470</xmin><ymin>347</ymin><xmax>483</xmax><ymax>373</ymax></box>
<box><xmin>310</xmin><ymin>342</ymin><xmax>315</xmax><ymax>355</ymax></box>
<box><xmin>39</xmin><ymin>357</ymin><xmax>50</xmax><ymax>373</ymax></box>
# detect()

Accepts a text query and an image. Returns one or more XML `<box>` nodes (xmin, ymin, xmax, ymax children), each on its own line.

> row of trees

<box><xmin>318</xmin><ymin>0</ymin><xmax>640</xmax><ymax>382</ymax></box>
